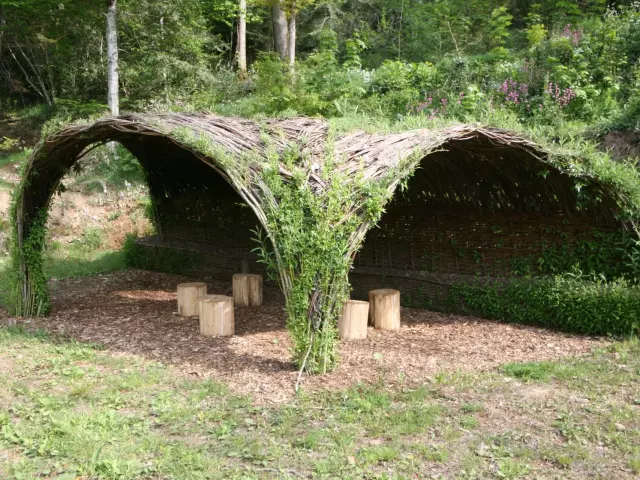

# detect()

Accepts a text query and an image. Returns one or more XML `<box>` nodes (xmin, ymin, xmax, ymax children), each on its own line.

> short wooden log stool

<box><xmin>198</xmin><ymin>294</ymin><xmax>229</xmax><ymax>318</ymax></box>
<box><xmin>199</xmin><ymin>295</ymin><xmax>235</xmax><ymax>336</ymax></box>
<box><xmin>232</xmin><ymin>274</ymin><xmax>263</xmax><ymax>307</ymax></box>
<box><xmin>338</xmin><ymin>300</ymin><xmax>369</xmax><ymax>340</ymax></box>
<box><xmin>368</xmin><ymin>289</ymin><xmax>401</xmax><ymax>330</ymax></box>
<box><xmin>177</xmin><ymin>282</ymin><xmax>207</xmax><ymax>317</ymax></box>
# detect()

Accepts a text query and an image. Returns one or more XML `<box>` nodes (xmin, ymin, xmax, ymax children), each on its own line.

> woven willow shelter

<box><xmin>12</xmin><ymin>113</ymin><xmax>631</xmax><ymax>371</ymax></box>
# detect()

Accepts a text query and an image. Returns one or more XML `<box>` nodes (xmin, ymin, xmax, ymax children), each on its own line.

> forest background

<box><xmin>0</xmin><ymin>0</ymin><xmax>639</xmax><ymax>140</ymax></box>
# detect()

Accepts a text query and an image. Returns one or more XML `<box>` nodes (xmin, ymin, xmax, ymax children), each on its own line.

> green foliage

<box><xmin>4</xmin><ymin>0</ymin><xmax>639</xmax><ymax>135</ymax></box>
<box><xmin>503</xmin><ymin>362</ymin><xmax>559</xmax><ymax>381</ymax></box>
<box><xmin>77</xmin><ymin>227</ymin><xmax>104</xmax><ymax>251</ymax></box>
<box><xmin>489</xmin><ymin>6</ymin><xmax>514</xmax><ymax>49</ymax></box>
<box><xmin>44</xmin><ymin>249</ymin><xmax>126</xmax><ymax>280</ymax></box>
<box><xmin>508</xmin><ymin>230</ymin><xmax>640</xmax><ymax>279</ymax></box>
<box><xmin>0</xmin><ymin>149</ymin><xmax>30</xmax><ymax>170</ymax></box>
<box><xmin>526</xmin><ymin>23</ymin><xmax>548</xmax><ymax>47</ymax></box>
<box><xmin>250</xmin><ymin>53</ymin><xmax>322</xmax><ymax>115</ymax></box>
<box><xmin>9</xmin><ymin>207</ymin><xmax>51</xmax><ymax>316</ymax></box>
<box><xmin>85</xmin><ymin>144</ymin><xmax>146</xmax><ymax>187</ymax></box>
<box><xmin>254</xmin><ymin>143</ymin><xmax>393</xmax><ymax>374</ymax></box>
<box><xmin>451</xmin><ymin>272</ymin><xmax>640</xmax><ymax>337</ymax></box>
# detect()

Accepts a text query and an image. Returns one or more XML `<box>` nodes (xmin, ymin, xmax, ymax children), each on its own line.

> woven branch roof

<box><xmin>20</xmin><ymin>112</ymin><xmax>631</xmax><ymax>224</ymax></box>
<box><xmin>39</xmin><ymin>113</ymin><xmax>544</xmax><ymax>175</ymax></box>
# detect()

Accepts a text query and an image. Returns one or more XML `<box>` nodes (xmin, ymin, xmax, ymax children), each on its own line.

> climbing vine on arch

<box><xmin>251</xmin><ymin>143</ymin><xmax>416</xmax><ymax>374</ymax></box>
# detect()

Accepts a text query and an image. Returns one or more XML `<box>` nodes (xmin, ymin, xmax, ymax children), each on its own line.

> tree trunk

<box><xmin>287</xmin><ymin>10</ymin><xmax>296</xmax><ymax>68</ymax></box>
<box><xmin>237</xmin><ymin>0</ymin><xmax>247</xmax><ymax>78</ymax></box>
<box><xmin>272</xmin><ymin>3</ymin><xmax>288</xmax><ymax>60</ymax></box>
<box><xmin>6</xmin><ymin>42</ymin><xmax>54</xmax><ymax>105</ymax></box>
<box><xmin>106</xmin><ymin>0</ymin><xmax>119</xmax><ymax>116</ymax></box>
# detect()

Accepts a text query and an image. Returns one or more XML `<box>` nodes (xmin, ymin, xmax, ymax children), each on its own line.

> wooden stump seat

<box><xmin>177</xmin><ymin>282</ymin><xmax>207</xmax><ymax>317</ymax></box>
<box><xmin>200</xmin><ymin>295</ymin><xmax>235</xmax><ymax>336</ymax></box>
<box><xmin>368</xmin><ymin>289</ymin><xmax>401</xmax><ymax>330</ymax></box>
<box><xmin>232</xmin><ymin>274</ymin><xmax>263</xmax><ymax>307</ymax></box>
<box><xmin>338</xmin><ymin>300</ymin><xmax>369</xmax><ymax>340</ymax></box>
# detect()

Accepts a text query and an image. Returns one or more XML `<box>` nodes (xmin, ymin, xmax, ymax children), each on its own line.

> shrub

<box><xmin>451</xmin><ymin>273</ymin><xmax>640</xmax><ymax>337</ymax></box>
<box><xmin>79</xmin><ymin>227</ymin><xmax>104</xmax><ymax>250</ymax></box>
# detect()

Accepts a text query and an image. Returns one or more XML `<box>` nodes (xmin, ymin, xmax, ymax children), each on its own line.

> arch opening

<box><xmin>350</xmin><ymin>136</ymin><xmax>625</xmax><ymax>309</ymax></box>
<box><xmin>14</xmin><ymin>124</ymin><xmax>267</xmax><ymax>315</ymax></box>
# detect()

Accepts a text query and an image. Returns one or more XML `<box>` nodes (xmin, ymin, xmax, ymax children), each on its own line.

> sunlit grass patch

<box><xmin>0</xmin><ymin>329</ymin><xmax>638</xmax><ymax>478</ymax></box>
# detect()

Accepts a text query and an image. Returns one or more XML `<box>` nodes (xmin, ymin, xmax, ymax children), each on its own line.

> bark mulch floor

<box><xmin>3</xmin><ymin>270</ymin><xmax>606</xmax><ymax>403</ymax></box>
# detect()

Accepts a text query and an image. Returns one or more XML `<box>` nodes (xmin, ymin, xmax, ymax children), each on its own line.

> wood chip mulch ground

<box><xmin>2</xmin><ymin>270</ymin><xmax>606</xmax><ymax>403</ymax></box>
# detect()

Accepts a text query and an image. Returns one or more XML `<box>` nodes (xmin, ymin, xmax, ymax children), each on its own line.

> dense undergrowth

<box><xmin>2</xmin><ymin>3</ymin><xmax>640</xmax><ymax>140</ymax></box>
<box><xmin>450</xmin><ymin>273</ymin><xmax>640</xmax><ymax>337</ymax></box>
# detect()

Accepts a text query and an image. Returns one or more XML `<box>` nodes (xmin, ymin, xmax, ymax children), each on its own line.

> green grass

<box><xmin>0</xmin><ymin>149</ymin><xmax>30</xmax><ymax>170</ymax></box>
<box><xmin>44</xmin><ymin>248</ymin><xmax>126</xmax><ymax>280</ymax></box>
<box><xmin>0</xmin><ymin>245</ymin><xmax>127</xmax><ymax>312</ymax></box>
<box><xmin>0</xmin><ymin>324</ymin><xmax>638</xmax><ymax>479</ymax></box>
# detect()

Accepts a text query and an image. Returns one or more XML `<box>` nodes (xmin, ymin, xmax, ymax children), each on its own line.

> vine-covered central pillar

<box><xmin>253</xmin><ymin>145</ymin><xmax>401</xmax><ymax>374</ymax></box>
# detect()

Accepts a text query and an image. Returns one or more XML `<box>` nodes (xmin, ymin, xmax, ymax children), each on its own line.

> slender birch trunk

<box><xmin>106</xmin><ymin>0</ymin><xmax>119</xmax><ymax>169</ymax></box>
<box><xmin>287</xmin><ymin>8</ymin><xmax>296</xmax><ymax>68</ymax></box>
<box><xmin>106</xmin><ymin>0</ymin><xmax>119</xmax><ymax>116</ymax></box>
<box><xmin>237</xmin><ymin>0</ymin><xmax>247</xmax><ymax>78</ymax></box>
<box><xmin>272</xmin><ymin>3</ymin><xmax>288</xmax><ymax>60</ymax></box>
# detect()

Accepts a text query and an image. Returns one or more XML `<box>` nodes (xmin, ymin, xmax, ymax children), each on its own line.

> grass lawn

<box><xmin>44</xmin><ymin>247</ymin><xmax>126</xmax><ymax>281</ymax></box>
<box><xmin>0</xmin><ymin>247</ymin><xmax>126</xmax><ymax>312</ymax></box>
<box><xmin>0</xmin><ymin>325</ymin><xmax>638</xmax><ymax>479</ymax></box>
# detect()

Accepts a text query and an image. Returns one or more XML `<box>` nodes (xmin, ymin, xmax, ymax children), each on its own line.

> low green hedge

<box><xmin>450</xmin><ymin>274</ymin><xmax>640</xmax><ymax>337</ymax></box>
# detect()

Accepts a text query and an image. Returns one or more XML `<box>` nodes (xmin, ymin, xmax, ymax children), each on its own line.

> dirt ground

<box><xmin>0</xmin><ymin>154</ymin><xmax>150</xmax><ymax>253</ymax></box>
<box><xmin>46</xmin><ymin>188</ymin><xmax>151</xmax><ymax>249</ymax></box>
<box><xmin>2</xmin><ymin>270</ymin><xmax>606</xmax><ymax>403</ymax></box>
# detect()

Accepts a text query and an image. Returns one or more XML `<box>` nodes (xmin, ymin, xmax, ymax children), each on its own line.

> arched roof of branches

<box><xmin>17</xmin><ymin>113</ymin><xmax>629</xmax><ymax>235</ymax></box>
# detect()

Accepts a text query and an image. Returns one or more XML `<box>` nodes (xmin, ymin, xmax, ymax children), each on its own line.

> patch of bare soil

<box><xmin>3</xmin><ymin>270</ymin><xmax>606</xmax><ymax>403</ymax></box>
<box><xmin>0</xmin><ymin>177</ymin><xmax>149</xmax><ymax>253</ymax></box>
<box><xmin>0</xmin><ymin>356</ymin><xmax>14</xmax><ymax>375</ymax></box>
<box><xmin>600</xmin><ymin>130</ymin><xmax>640</xmax><ymax>161</ymax></box>
<box><xmin>0</xmin><ymin>190</ymin><xmax>10</xmax><ymax>252</ymax></box>
<box><xmin>0</xmin><ymin>161</ymin><xmax>21</xmax><ymax>185</ymax></box>
<box><xmin>0</xmin><ymin>448</ymin><xmax>24</xmax><ymax>477</ymax></box>
<box><xmin>0</xmin><ymin>189</ymin><xmax>10</xmax><ymax>217</ymax></box>
<box><xmin>47</xmin><ymin>187</ymin><xmax>151</xmax><ymax>249</ymax></box>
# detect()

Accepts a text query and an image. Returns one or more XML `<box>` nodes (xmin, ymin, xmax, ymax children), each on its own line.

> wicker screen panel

<box><xmin>354</xmin><ymin>208</ymin><xmax>619</xmax><ymax>278</ymax></box>
<box><xmin>352</xmin><ymin>146</ymin><xmax>622</xmax><ymax>279</ymax></box>
<box><xmin>121</xmin><ymin>134</ymin><xmax>261</xmax><ymax>249</ymax></box>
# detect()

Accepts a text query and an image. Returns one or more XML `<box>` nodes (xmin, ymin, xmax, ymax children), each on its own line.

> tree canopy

<box><xmin>0</xmin><ymin>0</ymin><xmax>638</xmax><ymax>130</ymax></box>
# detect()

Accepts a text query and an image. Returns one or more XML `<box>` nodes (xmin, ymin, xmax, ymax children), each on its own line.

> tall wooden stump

<box><xmin>338</xmin><ymin>300</ymin><xmax>369</xmax><ymax>340</ymax></box>
<box><xmin>369</xmin><ymin>289</ymin><xmax>401</xmax><ymax>330</ymax></box>
<box><xmin>232</xmin><ymin>274</ymin><xmax>263</xmax><ymax>307</ymax></box>
<box><xmin>200</xmin><ymin>296</ymin><xmax>234</xmax><ymax>336</ymax></box>
<box><xmin>177</xmin><ymin>282</ymin><xmax>207</xmax><ymax>317</ymax></box>
<box><xmin>198</xmin><ymin>294</ymin><xmax>229</xmax><ymax>318</ymax></box>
